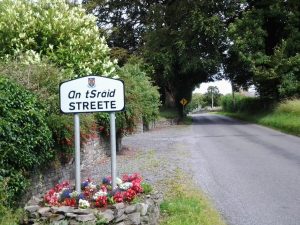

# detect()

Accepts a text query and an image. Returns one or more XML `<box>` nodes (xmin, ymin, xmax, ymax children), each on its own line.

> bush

<box><xmin>0</xmin><ymin>0</ymin><xmax>115</xmax><ymax>77</ymax></box>
<box><xmin>186</xmin><ymin>93</ymin><xmax>205</xmax><ymax>112</ymax></box>
<box><xmin>0</xmin><ymin>76</ymin><xmax>53</xmax><ymax>205</ymax></box>
<box><xmin>221</xmin><ymin>94</ymin><xmax>264</xmax><ymax>113</ymax></box>
<box><xmin>96</xmin><ymin>61</ymin><xmax>161</xmax><ymax>136</ymax></box>
<box><xmin>0</xmin><ymin>179</ymin><xmax>24</xmax><ymax>225</ymax></box>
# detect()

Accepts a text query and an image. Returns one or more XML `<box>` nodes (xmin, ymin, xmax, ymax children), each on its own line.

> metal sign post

<box><xmin>59</xmin><ymin>76</ymin><xmax>125</xmax><ymax>192</ymax></box>
<box><xmin>74</xmin><ymin>113</ymin><xmax>81</xmax><ymax>193</ymax></box>
<box><xmin>110</xmin><ymin>112</ymin><xmax>117</xmax><ymax>189</ymax></box>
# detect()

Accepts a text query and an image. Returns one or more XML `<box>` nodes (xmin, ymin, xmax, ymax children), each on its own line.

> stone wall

<box><xmin>143</xmin><ymin>118</ymin><xmax>179</xmax><ymax>131</ymax></box>
<box><xmin>24</xmin><ymin>192</ymin><xmax>163</xmax><ymax>225</ymax></box>
<box><xmin>23</xmin><ymin>135</ymin><xmax>110</xmax><ymax>205</ymax></box>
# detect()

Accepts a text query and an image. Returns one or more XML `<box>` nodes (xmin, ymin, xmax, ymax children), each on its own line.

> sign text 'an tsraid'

<box><xmin>60</xmin><ymin>76</ymin><xmax>125</xmax><ymax>114</ymax></box>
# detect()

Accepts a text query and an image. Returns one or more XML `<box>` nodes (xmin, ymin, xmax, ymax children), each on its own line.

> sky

<box><xmin>193</xmin><ymin>79</ymin><xmax>232</xmax><ymax>95</ymax></box>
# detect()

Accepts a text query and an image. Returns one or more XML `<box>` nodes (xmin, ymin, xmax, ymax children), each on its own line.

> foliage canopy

<box><xmin>0</xmin><ymin>0</ymin><xmax>115</xmax><ymax>77</ymax></box>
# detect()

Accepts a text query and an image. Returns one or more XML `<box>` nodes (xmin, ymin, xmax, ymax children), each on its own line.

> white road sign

<box><xmin>60</xmin><ymin>76</ymin><xmax>125</xmax><ymax>113</ymax></box>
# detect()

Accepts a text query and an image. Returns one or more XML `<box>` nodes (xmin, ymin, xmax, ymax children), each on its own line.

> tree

<box><xmin>226</xmin><ymin>0</ymin><xmax>300</xmax><ymax>101</ymax></box>
<box><xmin>206</xmin><ymin>86</ymin><xmax>220</xmax><ymax>108</ymax></box>
<box><xmin>143</xmin><ymin>0</ymin><xmax>225</xmax><ymax>111</ymax></box>
<box><xmin>83</xmin><ymin>0</ymin><xmax>152</xmax><ymax>52</ymax></box>
<box><xmin>186</xmin><ymin>93</ymin><xmax>205</xmax><ymax>113</ymax></box>
<box><xmin>0</xmin><ymin>0</ymin><xmax>115</xmax><ymax>77</ymax></box>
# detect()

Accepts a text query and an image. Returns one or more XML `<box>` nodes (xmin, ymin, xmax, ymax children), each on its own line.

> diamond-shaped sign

<box><xmin>180</xmin><ymin>98</ymin><xmax>188</xmax><ymax>106</ymax></box>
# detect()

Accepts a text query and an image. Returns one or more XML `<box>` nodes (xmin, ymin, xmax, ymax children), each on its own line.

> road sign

<box><xmin>180</xmin><ymin>98</ymin><xmax>188</xmax><ymax>106</ymax></box>
<box><xmin>59</xmin><ymin>75</ymin><xmax>125</xmax><ymax>192</ymax></box>
<box><xmin>60</xmin><ymin>76</ymin><xmax>125</xmax><ymax>114</ymax></box>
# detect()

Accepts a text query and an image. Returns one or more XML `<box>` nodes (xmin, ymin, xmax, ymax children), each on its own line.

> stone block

<box><xmin>51</xmin><ymin>206</ymin><xmax>74</xmax><ymax>214</ymax></box>
<box><xmin>137</xmin><ymin>203</ymin><xmax>148</xmax><ymax>216</ymax></box>
<box><xmin>113</xmin><ymin>202</ymin><xmax>125</xmax><ymax>209</ymax></box>
<box><xmin>29</xmin><ymin>212</ymin><xmax>40</xmax><ymax>219</ymax></box>
<box><xmin>49</xmin><ymin>214</ymin><xmax>65</xmax><ymax>223</ymax></box>
<box><xmin>25</xmin><ymin>205</ymin><xmax>40</xmax><ymax>213</ymax></box>
<box><xmin>127</xmin><ymin>212</ymin><xmax>141</xmax><ymax>225</ymax></box>
<box><xmin>115</xmin><ymin>214</ymin><xmax>127</xmax><ymax>223</ymax></box>
<box><xmin>98</xmin><ymin>209</ymin><xmax>114</xmax><ymax>222</ymax></box>
<box><xmin>125</xmin><ymin>205</ymin><xmax>136</xmax><ymax>214</ymax></box>
<box><xmin>38</xmin><ymin>207</ymin><xmax>51</xmax><ymax>216</ymax></box>
<box><xmin>66</xmin><ymin>213</ymin><xmax>77</xmax><ymax>219</ymax></box>
<box><xmin>27</xmin><ymin>196</ymin><xmax>43</xmax><ymax>205</ymax></box>
<box><xmin>114</xmin><ymin>208</ymin><xmax>125</xmax><ymax>218</ymax></box>
<box><xmin>72</xmin><ymin>208</ymin><xmax>93</xmax><ymax>215</ymax></box>
<box><xmin>76</xmin><ymin>213</ymin><xmax>95</xmax><ymax>222</ymax></box>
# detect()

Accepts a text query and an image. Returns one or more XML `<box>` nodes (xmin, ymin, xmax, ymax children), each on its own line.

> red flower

<box><xmin>131</xmin><ymin>180</ymin><xmax>143</xmax><ymax>193</ymax></box>
<box><xmin>123</xmin><ymin>189</ymin><xmax>136</xmax><ymax>202</ymax></box>
<box><xmin>113</xmin><ymin>192</ymin><xmax>123</xmax><ymax>203</ymax></box>
<box><xmin>54</xmin><ymin>181</ymin><xmax>70</xmax><ymax>192</ymax></box>
<box><xmin>64</xmin><ymin>198</ymin><xmax>77</xmax><ymax>207</ymax></box>
<box><xmin>84</xmin><ymin>188</ymin><xmax>93</xmax><ymax>198</ymax></box>
<box><xmin>129</xmin><ymin>173</ymin><xmax>142</xmax><ymax>183</ymax></box>
<box><xmin>95</xmin><ymin>196</ymin><xmax>108</xmax><ymax>207</ymax></box>
<box><xmin>122</xmin><ymin>174</ymin><xmax>130</xmax><ymax>182</ymax></box>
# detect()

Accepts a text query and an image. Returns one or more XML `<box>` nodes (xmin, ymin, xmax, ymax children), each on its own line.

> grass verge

<box><xmin>218</xmin><ymin>100</ymin><xmax>300</xmax><ymax>136</ymax></box>
<box><xmin>159</xmin><ymin>169</ymin><xmax>226</xmax><ymax>225</ymax></box>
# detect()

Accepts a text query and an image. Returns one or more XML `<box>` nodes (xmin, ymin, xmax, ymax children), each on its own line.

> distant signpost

<box><xmin>180</xmin><ymin>98</ymin><xmax>188</xmax><ymax>115</ymax></box>
<box><xmin>60</xmin><ymin>76</ymin><xmax>125</xmax><ymax>192</ymax></box>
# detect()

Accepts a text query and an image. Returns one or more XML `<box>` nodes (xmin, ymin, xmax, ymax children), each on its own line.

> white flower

<box><xmin>119</xmin><ymin>182</ymin><xmax>133</xmax><ymax>190</ymax></box>
<box><xmin>116</xmin><ymin>177</ymin><xmax>123</xmax><ymax>185</ymax></box>
<box><xmin>79</xmin><ymin>199</ymin><xmax>90</xmax><ymax>209</ymax></box>
<box><xmin>93</xmin><ymin>190</ymin><xmax>107</xmax><ymax>200</ymax></box>
<box><xmin>70</xmin><ymin>191</ymin><xmax>79</xmax><ymax>198</ymax></box>
<box><xmin>88</xmin><ymin>182</ymin><xmax>97</xmax><ymax>190</ymax></box>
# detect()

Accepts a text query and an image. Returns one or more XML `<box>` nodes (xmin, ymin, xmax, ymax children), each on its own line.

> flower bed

<box><xmin>44</xmin><ymin>174</ymin><xmax>144</xmax><ymax>209</ymax></box>
<box><xmin>24</xmin><ymin>174</ymin><xmax>163</xmax><ymax>225</ymax></box>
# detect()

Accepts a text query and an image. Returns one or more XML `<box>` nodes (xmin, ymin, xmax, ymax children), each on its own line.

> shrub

<box><xmin>0</xmin><ymin>76</ymin><xmax>53</xmax><ymax>205</ymax></box>
<box><xmin>96</xmin><ymin>61</ymin><xmax>161</xmax><ymax>136</ymax></box>
<box><xmin>186</xmin><ymin>93</ymin><xmax>205</xmax><ymax>112</ymax></box>
<box><xmin>118</xmin><ymin>62</ymin><xmax>161</xmax><ymax>125</ymax></box>
<box><xmin>0</xmin><ymin>0</ymin><xmax>115</xmax><ymax>77</ymax></box>
<box><xmin>221</xmin><ymin>94</ymin><xmax>264</xmax><ymax>113</ymax></box>
<box><xmin>0</xmin><ymin>179</ymin><xmax>24</xmax><ymax>224</ymax></box>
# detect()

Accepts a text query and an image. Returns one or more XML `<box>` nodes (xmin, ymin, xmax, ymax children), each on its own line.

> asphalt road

<box><xmin>122</xmin><ymin>113</ymin><xmax>300</xmax><ymax>225</ymax></box>
<box><xmin>189</xmin><ymin>113</ymin><xmax>300</xmax><ymax>225</ymax></box>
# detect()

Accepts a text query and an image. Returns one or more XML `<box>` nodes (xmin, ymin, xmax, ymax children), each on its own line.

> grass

<box><xmin>159</xmin><ymin>108</ymin><xmax>180</xmax><ymax>119</ymax></box>
<box><xmin>0</xmin><ymin>206</ymin><xmax>23</xmax><ymax>225</ymax></box>
<box><xmin>219</xmin><ymin>99</ymin><xmax>300</xmax><ymax>136</ymax></box>
<box><xmin>159</xmin><ymin>169</ymin><xmax>226</xmax><ymax>225</ymax></box>
<box><xmin>0</xmin><ymin>180</ymin><xmax>24</xmax><ymax>225</ymax></box>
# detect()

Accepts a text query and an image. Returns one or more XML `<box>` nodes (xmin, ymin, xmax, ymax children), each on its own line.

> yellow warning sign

<box><xmin>180</xmin><ymin>98</ymin><xmax>188</xmax><ymax>106</ymax></box>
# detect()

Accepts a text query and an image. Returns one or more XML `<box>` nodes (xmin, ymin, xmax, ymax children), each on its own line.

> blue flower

<box><xmin>102</xmin><ymin>177</ymin><xmax>111</xmax><ymax>185</ymax></box>
<box><xmin>78</xmin><ymin>193</ymin><xmax>85</xmax><ymax>200</ymax></box>
<box><xmin>81</xmin><ymin>180</ymin><xmax>89</xmax><ymax>189</ymax></box>
<box><xmin>60</xmin><ymin>188</ymin><xmax>71</xmax><ymax>201</ymax></box>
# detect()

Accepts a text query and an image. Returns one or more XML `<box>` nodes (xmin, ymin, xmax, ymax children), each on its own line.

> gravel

<box><xmin>81</xmin><ymin>125</ymin><xmax>192</xmax><ymax>191</ymax></box>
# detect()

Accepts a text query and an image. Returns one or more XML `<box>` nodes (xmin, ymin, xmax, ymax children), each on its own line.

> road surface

<box><xmin>122</xmin><ymin>113</ymin><xmax>300</xmax><ymax>225</ymax></box>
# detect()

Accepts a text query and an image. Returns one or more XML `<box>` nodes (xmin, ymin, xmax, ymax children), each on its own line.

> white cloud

<box><xmin>194</xmin><ymin>79</ymin><xmax>232</xmax><ymax>95</ymax></box>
